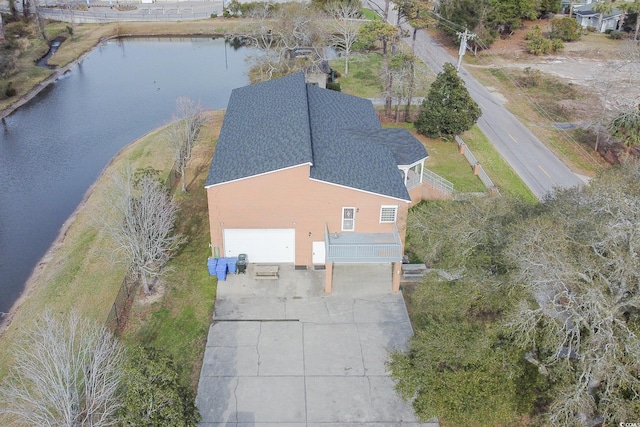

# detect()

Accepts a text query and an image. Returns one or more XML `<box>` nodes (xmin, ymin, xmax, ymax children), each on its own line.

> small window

<box><xmin>380</xmin><ymin>206</ymin><xmax>397</xmax><ymax>223</ymax></box>
<box><xmin>342</xmin><ymin>207</ymin><xmax>355</xmax><ymax>231</ymax></box>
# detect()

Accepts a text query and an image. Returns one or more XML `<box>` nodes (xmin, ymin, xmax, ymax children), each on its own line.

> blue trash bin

<box><xmin>227</xmin><ymin>257</ymin><xmax>238</xmax><ymax>274</ymax></box>
<box><xmin>215</xmin><ymin>258</ymin><xmax>228</xmax><ymax>281</ymax></box>
<box><xmin>207</xmin><ymin>258</ymin><xmax>217</xmax><ymax>276</ymax></box>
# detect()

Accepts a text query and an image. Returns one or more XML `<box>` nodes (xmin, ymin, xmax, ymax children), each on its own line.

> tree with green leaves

<box><xmin>119</xmin><ymin>346</ymin><xmax>200</xmax><ymax>426</ymax></box>
<box><xmin>593</xmin><ymin>0</ymin><xmax>614</xmax><ymax>31</ymax></box>
<box><xmin>550</xmin><ymin>16</ymin><xmax>582</xmax><ymax>41</ymax></box>
<box><xmin>624</xmin><ymin>0</ymin><xmax>640</xmax><ymax>39</ymax></box>
<box><xmin>415</xmin><ymin>62</ymin><xmax>481</xmax><ymax>138</ymax></box>
<box><xmin>438</xmin><ymin>0</ymin><xmax>545</xmax><ymax>48</ymax></box>
<box><xmin>392</xmin><ymin>162</ymin><xmax>640</xmax><ymax>426</ymax></box>
<box><xmin>608</xmin><ymin>104</ymin><xmax>640</xmax><ymax>153</ymax></box>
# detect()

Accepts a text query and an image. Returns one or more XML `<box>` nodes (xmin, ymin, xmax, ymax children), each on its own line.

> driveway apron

<box><xmin>196</xmin><ymin>264</ymin><xmax>437</xmax><ymax>426</ymax></box>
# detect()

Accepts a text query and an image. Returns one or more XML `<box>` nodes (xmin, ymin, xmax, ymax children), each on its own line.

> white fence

<box><xmin>423</xmin><ymin>168</ymin><xmax>454</xmax><ymax>196</ymax></box>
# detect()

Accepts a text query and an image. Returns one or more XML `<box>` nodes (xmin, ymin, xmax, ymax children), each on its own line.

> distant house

<box><xmin>573</xmin><ymin>3</ymin><xmax>623</xmax><ymax>32</ymax></box>
<box><xmin>204</xmin><ymin>73</ymin><xmax>429</xmax><ymax>292</ymax></box>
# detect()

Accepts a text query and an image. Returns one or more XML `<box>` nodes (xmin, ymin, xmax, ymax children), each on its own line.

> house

<box><xmin>204</xmin><ymin>73</ymin><xmax>428</xmax><ymax>292</ymax></box>
<box><xmin>573</xmin><ymin>3</ymin><xmax>623</xmax><ymax>32</ymax></box>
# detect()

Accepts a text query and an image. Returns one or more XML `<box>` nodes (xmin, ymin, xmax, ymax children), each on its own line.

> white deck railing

<box><xmin>423</xmin><ymin>168</ymin><xmax>454</xmax><ymax>196</ymax></box>
<box><xmin>325</xmin><ymin>224</ymin><xmax>403</xmax><ymax>263</ymax></box>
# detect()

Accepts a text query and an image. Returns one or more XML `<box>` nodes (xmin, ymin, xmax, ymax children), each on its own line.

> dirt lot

<box><xmin>431</xmin><ymin>20</ymin><xmax>640</xmax><ymax>171</ymax></box>
<box><xmin>473</xmin><ymin>21</ymin><xmax>640</xmax><ymax>114</ymax></box>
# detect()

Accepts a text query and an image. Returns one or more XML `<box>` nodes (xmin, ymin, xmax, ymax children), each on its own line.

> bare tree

<box><xmin>327</xmin><ymin>1</ymin><xmax>362</xmax><ymax>75</ymax></box>
<box><xmin>0</xmin><ymin>14</ymin><xmax>5</xmax><ymax>43</ymax></box>
<box><xmin>389</xmin><ymin>52</ymin><xmax>413</xmax><ymax>122</ymax></box>
<box><xmin>244</xmin><ymin>2</ymin><xmax>329</xmax><ymax>82</ymax></box>
<box><xmin>395</xmin><ymin>0</ymin><xmax>433</xmax><ymax>119</ymax></box>
<box><xmin>100</xmin><ymin>166</ymin><xmax>184</xmax><ymax>294</ymax></box>
<box><xmin>0</xmin><ymin>311</ymin><xmax>125</xmax><ymax>426</ymax></box>
<box><xmin>505</xmin><ymin>164</ymin><xmax>640</xmax><ymax>425</ymax></box>
<box><xmin>164</xmin><ymin>97</ymin><xmax>207</xmax><ymax>192</ymax></box>
<box><xmin>358</xmin><ymin>20</ymin><xmax>399</xmax><ymax>117</ymax></box>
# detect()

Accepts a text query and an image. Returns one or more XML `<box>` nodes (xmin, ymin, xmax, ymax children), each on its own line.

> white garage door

<box><xmin>223</xmin><ymin>229</ymin><xmax>295</xmax><ymax>263</ymax></box>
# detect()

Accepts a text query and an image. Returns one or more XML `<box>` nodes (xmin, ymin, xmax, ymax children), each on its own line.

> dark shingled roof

<box><xmin>205</xmin><ymin>73</ymin><xmax>428</xmax><ymax>201</ymax></box>
<box><xmin>346</xmin><ymin>128</ymin><xmax>428</xmax><ymax>166</ymax></box>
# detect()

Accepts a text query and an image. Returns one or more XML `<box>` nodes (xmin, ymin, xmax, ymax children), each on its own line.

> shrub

<box><xmin>5</xmin><ymin>81</ymin><xmax>16</xmax><ymax>97</ymax></box>
<box><xmin>550</xmin><ymin>17</ymin><xmax>581</xmax><ymax>41</ymax></box>
<box><xmin>524</xmin><ymin>25</ymin><xmax>543</xmax><ymax>40</ymax></box>
<box><xmin>608</xmin><ymin>30</ymin><xmax>625</xmax><ymax>39</ymax></box>
<box><xmin>326</xmin><ymin>81</ymin><xmax>341</xmax><ymax>92</ymax></box>
<box><xmin>526</xmin><ymin>36</ymin><xmax>553</xmax><ymax>55</ymax></box>
<box><xmin>586</xmin><ymin>25</ymin><xmax>597</xmax><ymax>32</ymax></box>
<box><xmin>525</xmin><ymin>25</ymin><xmax>564</xmax><ymax>55</ymax></box>
<box><xmin>119</xmin><ymin>346</ymin><xmax>200</xmax><ymax>426</ymax></box>
<box><xmin>551</xmin><ymin>38</ymin><xmax>564</xmax><ymax>51</ymax></box>
<box><xmin>66</xmin><ymin>25</ymin><xmax>73</xmax><ymax>36</ymax></box>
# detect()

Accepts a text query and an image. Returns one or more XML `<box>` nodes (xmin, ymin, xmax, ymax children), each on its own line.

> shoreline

<box><xmin>0</xmin><ymin>27</ymin><xmax>231</xmax><ymax>337</ymax></box>
<box><xmin>0</xmin><ymin>122</ymin><xmax>169</xmax><ymax>337</ymax></box>
<box><xmin>0</xmin><ymin>36</ymin><xmax>112</xmax><ymax>334</ymax></box>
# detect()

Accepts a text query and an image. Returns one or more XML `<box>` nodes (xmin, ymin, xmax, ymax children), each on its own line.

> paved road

<box><xmin>368</xmin><ymin>0</ymin><xmax>585</xmax><ymax>199</ymax></box>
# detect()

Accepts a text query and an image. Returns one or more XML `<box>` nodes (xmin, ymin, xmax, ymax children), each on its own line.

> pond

<box><xmin>0</xmin><ymin>37</ymin><xmax>256</xmax><ymax>315</ymax></box>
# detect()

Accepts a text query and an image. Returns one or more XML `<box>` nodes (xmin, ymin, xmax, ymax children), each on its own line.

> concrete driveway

<box><xmin>196</xmin><ymin>264</ymin><xmax>437</xmax><ymax>426</ymax></box>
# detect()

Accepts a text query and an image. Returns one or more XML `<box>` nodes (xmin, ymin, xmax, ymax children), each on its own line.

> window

<box><xmin>380</xmin><ymin>206</ymin><xmax>397</xmax><ymax>223</ymax></box>
<box><xmin>342</xmin><ymin>207</ymin><xmax>355</xmax><ymax>231</ymax></box>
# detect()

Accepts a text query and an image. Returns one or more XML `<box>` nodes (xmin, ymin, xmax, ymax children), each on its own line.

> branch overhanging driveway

<box><xmin>367</xmin><ymin>0</ymin><xmax>587</xmax><ymax>199</ymax></box>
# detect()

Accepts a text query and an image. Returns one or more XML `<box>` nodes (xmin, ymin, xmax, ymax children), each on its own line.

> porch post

<box><xmin>325</xmin><ymin>262</ymin><xmax>334</xmax><ymax>293</ymax></box>
<box><xmin>392</xmin><ymin>262</ymin><xmax>402</xmax><ymax>292</ymax></box>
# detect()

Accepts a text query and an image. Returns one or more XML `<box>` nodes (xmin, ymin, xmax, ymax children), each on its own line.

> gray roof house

<box><xmin>574</xmin><ymin>3</ymin><xmax>623</xmax><ymax>32</ymax></box>
<box><xmin>205</xmin><ymin>72</ymin><xmax>429</xmax><ymax>292</ymax></box>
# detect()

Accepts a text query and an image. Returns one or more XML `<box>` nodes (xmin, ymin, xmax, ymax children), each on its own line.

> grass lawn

<box><xmin>0</xmin><ymin>112</ymin><xmax>222</xmax><ymax>393</ymax></box>
<box><xmin>330</xmin><ymin>53</ymin><xmax>385</xmax><ymax>98</ymax></box>
<box><xmin>360</xmin><ymin>8</ymin><xmax>380</xmax><ymax>20</ymax></box>
<box><xmin>383</xmin><ymin>122</ymin><xmax>486</xmax><ymax>193</ymax></box>
<box><xmin>461</xmin><ymin>126</ymin><xmax>537</xmax><ymax>202</ymax></box>
<box><xmin>120</xmin><ymin>113</ymin><xmax>223</xmax><ymax>386</ymax></box>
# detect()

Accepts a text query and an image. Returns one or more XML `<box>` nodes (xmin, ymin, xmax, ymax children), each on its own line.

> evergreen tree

<box><xmin>119</xmin><ymin>346</ymin><xmax>200</xmax><ymax>426</ymax></box>
<box><xmin>414</xmin><ymin>63</ymin><xmax>481</xmax><ymax>138</ymax></box>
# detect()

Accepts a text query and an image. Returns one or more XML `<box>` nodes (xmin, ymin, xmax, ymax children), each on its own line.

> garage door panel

<box><xmin>224</xmin><ymin>229</ymin><xmax>295</xmax><ymax>263</ymax></box>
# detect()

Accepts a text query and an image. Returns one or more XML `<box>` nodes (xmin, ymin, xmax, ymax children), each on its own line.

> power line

<box><xmin>419</xmin><ymin>10</ymin><xmax>602</xmax><ymax>169</ymax></box>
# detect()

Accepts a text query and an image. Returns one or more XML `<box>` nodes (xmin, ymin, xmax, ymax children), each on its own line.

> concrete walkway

<box><xmin>196</xmin><ymin>264</ymin><xmax>437</xmax><ymax>426</ymax></box>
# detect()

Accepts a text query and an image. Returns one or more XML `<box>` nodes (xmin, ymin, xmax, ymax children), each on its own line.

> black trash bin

<box><xmin>236</xmin><ymin>253</ymin><xmax>248</xmax><ymax>274</ymax></box>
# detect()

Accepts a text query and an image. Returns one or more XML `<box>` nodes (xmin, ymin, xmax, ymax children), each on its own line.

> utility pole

<box><xmin>456</xmin><ymin>29</ymin><xmax>476</xmax><ymax>72</ymax></box>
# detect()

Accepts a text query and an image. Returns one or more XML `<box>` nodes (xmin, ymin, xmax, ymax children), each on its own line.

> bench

<box><xmin>401</xmin><ymin>264</ymin><xmax>427</xmax><ymax>281</ymax></box>
<box><xmin>254</xmin><ymin>265</ymin><xmax>279</xmax><ymax>280</ymax></box>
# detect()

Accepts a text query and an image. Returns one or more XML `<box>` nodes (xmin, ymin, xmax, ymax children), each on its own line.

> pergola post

<box><xmin>324</xmin><ymin>262</ymin><xmax>334</xmax><ymax>293</ymax></box>
<box><xmin>392</xmin><ymin>261</ymin><xmax>402</xmax><ymax>292</ymax></box>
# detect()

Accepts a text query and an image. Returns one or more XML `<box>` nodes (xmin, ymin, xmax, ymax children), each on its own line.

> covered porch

<box><xmin>323</xmin><ymin>224</ymin><xmax>403</xmax><ymax>293</ymax></box>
